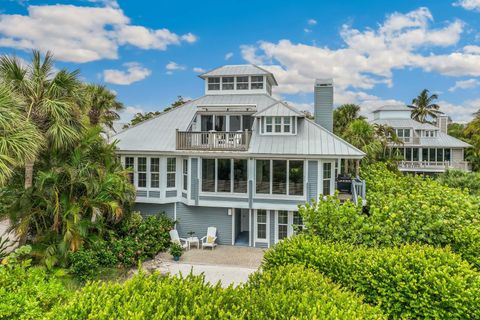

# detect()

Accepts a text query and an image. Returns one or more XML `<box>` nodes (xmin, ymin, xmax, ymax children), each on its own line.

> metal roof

<box><xmin>199</xmin><ymin>64</ymin><xmax>278</xmax><ymax>86</ymax></box>
<box><xmin>253</xmin><ymin>102</ymin><xmax>304</xmax><ymax>117</ymax></box>
<box><xmin>372</xmin><ymin>118</ymin><xmax>439</xmax><ymax>130</ymax></box>
<box><xmin>113</xmin><ymin>93</ymin><xmax>365</xmax><ymax>158</ymax></box>
<box><xmin>373</xmin><ymin>105</ymin><xmax>411</xmax><ymax>112</ymax></box>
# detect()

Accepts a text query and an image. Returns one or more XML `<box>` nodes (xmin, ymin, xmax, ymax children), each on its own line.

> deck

<box><xmin>176</xmin><ymin>130</ymin><xmax>252</xmax><ymax>151</ymax></box>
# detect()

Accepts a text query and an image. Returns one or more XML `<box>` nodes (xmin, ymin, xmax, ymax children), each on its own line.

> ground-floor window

<box><xmin>322</xmin><ymin>162</ymin><xmax>333</xmax><ymax>195</ymax></box>
<box><xmin>275</xmin><ymin>210</ymin><xmax>304</xmax><ymax>243</ymax></box>
<box><xmin>255</xmin><ymin>210</ymin><xmax>268</xmax><ymax>242</ymax></box>
<box><xmin>125</xmin><ymin>157</ymin><xmax>134</xmax><ymax>184</ymax></box>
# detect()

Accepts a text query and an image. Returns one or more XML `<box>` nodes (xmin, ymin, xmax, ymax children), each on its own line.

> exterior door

<box><xmin>241</xmin><ymin>209</ymin><xmax>249</xmax><ymax>232</ymax></box>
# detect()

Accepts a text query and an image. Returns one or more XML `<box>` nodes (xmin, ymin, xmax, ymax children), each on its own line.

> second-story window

<box><xmin>208</xmin><ymin>77</ymin><xmax>220</xmax><ymax>90</ymax></box>
<box><xmin>265</xmin><ymin>117</ymin><xmax>273</xmax><ymax>133</ymax></box>
<box><xmin>274</xmin><ymin>117</ymin><xmax>282</xmax><ymax>133</ymax></box>
<box><xmin>251</xmin><ymin>76</ymin><xmax>264</xmax><ymax>89</ymax></box>
<box><xmin>396</xmin><ymin>129</ymin><xmax>411</xmax><ymax>142</ymax></box>
<box><xmin>150</xmin><ymin>158</ymin><xmax>160</xmax><ymax>188</ymax></box>
<box><xmin>125</xmin><ymin>157</ymin><xmax>134</xmax><ymax>184</ymax></box>
<box><xmin>242</xmin><ymin>115</ymin><xmax>254</xmax><ymax>130</ymax></box>
<box><xmin>222</xmin><ymin>77</ymin><xmax>234</xmax><ymax>90</ymax></box>
<box><xmin>137</xmin><ymin>157</ymin><xmax>147</xmax><ymax>188</ymax></box>
<box><xmin>263</xmin><ymin>117</ymin><xmax>295</xmax><ymax>134</ymax></box>
<box><xmin>237</xmin><ymin>76</ymin><xmax>249</xmax><ymax>90</ymax></box>
<box><xmin>167</xmin><ymin>158</ymin><xmax>176</xmax><ymax>188</ymax></box>
<box><xmin>256</xmin><ymin>160</ymin><xmax>304</xmax><ymax>196</ymax></box>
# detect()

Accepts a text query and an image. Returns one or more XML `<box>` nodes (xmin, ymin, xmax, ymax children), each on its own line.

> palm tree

<box><xmin>333</xmin><ymin>104</ymin><xmax>365</xmax><ymax>135</ymax></box>
<box><xmin>409</xmin><ymin>89</ymin><xmax>442</xmax><ymax>123</ymax></box>
<box><xmin>0</xmin><ymin>85</ymin><xmax>42</xmax><ymax>186</ymax></box>
<box><xmin>0</xmin><ymin>51</ymin><xmax>83</xmax><ymax>189</ymax></box>
<box><xmin>83</xmin><ymin>84</ymin><xmax>124</xmax><ymax>129</ymax></box>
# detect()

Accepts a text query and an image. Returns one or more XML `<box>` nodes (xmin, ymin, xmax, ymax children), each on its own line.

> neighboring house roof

<box><xmin>373</xmin><ymin>105</ymin><xmax>411</xmax><ymax>112</ymax></box>
<box><xmin>199</xmin><ymin>64</ymin><xmax>278</xmax><ymax>86</ymax></box>
<box><xmin>253</xmin><ymin>101</ymin><xmax>304</xmax><ymax>117</ymax></box>
<box><xmin>373</xmin><ymin>118</ymin><xmax>438</xmax><ymax>130</ymax></box>
<box><xmin>113</xmin><ymin>93</ymin><xmax>365</xmax><ymax>158</ymax></box>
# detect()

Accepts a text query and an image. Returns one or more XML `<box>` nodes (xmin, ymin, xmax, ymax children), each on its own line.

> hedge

<box><xmin>263</xmin><ymin>236</ymin><xmax>480</xmax><ymax>319</ymax></box>
<box><xmin>300</xmin><ymin>163</ymin><xmax>480</xmax><ymax>267</ymax></box>
<box><xmin>47</xmin><ymin>265</ymin><xmax>384</xmax><ymax>319</ymax></box>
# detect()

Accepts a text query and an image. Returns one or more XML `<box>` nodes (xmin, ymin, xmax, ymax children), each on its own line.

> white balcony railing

<box><xmin>398</xmin><ymin>160</ymin><xmax>471</xmax><ymax>172</ymax></box>
<box><xmin>176</xmin><ymin>130</ymin><xmax>252</xmax><ymax>151</ymax></box>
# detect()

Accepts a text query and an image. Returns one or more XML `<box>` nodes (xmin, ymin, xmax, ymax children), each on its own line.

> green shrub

<box><xmin>67</xmin><ymin>249</ymin><xmax>101</xmax><ymax>282</ymax></box>
<box><xmin>0</xmin><ymin>248</ymin><xmax>69</xmax><ymax>320</ymax></box>
<box><xmin>437</xmin><ymin>169</ymin><xmax>480</xmax><ymax>195</ymax></box>
<box><xmin>48</xmin><ymin>265</ymin><xmax>384</xmax><ymax>319</ymax></box>
<box><xmin>263</xmin><ymin>236</ymin><xmax>480</xmax><ymax>319</ymax></box>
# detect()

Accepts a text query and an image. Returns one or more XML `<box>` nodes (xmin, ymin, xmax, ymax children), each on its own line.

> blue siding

<box><xmin>269</xmin><ymin>210</ymin><xmax>275</xmax><ymax>247</ymax></box>
<box><xmin>255</xmin><ymin>242</ymin><xmax>268</xmax><ymax>248</ymax></box>
<box><xmin>175</xmin><ymin>202</ymin><xmax>232</xmax><ymax>245</ymax></box>
<box><xmin>134</xmin><ymin>203</ymin><xmax>175</xmax><ymax>220</ymax></box>
<box><xmin>307</xmin><ymin>160</ymin><xmax>318</xmax><ymax>202</ymax></box>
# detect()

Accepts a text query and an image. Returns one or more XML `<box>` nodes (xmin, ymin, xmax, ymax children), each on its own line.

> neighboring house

<box><xmin>112</xmin><ymin>65</ymin><xmax>365</xmax><ymax>248</ymax></box>
<box><xmin>371</xmin><ymin>105</ymin><xmax>471</xmax><ymax>173</ymax></box>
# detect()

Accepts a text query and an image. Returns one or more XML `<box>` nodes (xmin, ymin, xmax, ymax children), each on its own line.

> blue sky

<box><xmin>1</xmin><ymin>0</ymin><xmax>480</xmax><ymax>122</ymax></box>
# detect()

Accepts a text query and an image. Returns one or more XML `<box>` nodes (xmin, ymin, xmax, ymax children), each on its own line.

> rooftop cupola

<box><xmin>199</xmin><ymin>64</ymin><xmax>278</xmax><ymax>96</ymax></box>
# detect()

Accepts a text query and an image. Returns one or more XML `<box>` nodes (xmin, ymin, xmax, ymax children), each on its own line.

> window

<box><xmin>236</xmin><ymin>76</ymin><xmax>249</xmax><ymax>90</ymax></box>
<box><xmin>242</xmin><ymin>115</ymin><xmax>254</xmax><ymax>131</ymax></box>
<box><xmin>233</xmin><ymin>159</ymin><xmax>248</xmax><ymax>193</ymax></box>
<box><xmin>256</xmin><ymin>160</ymin><xmax>270</xmax><ymax>194</ymax></box>
<box><xmin>183</xmin><ymin>159</ymin><xmax>188</xmax><ymax>191</ymax></box>
<box><xmin>256</xmin><ymin>210</ymin><xmax>267</xmax><ymax>240</ymax></box>
<box><xmin>413</xmin><ymin>148</ymin><xmax>419</xmax><ymax>161</ymax></box>
<box><xmin>289</xmin><ymin>161</ymin><xmax>304</xmax><ymax>196</ymax></box>
<box><xmin>274</xmin><ymin>117</ymin><xmax>282</xmax><ymax>133</ymax></box>
<box><xmin>429</xmin><ymin>148</ymin><xmax>436</xmax><ymax>162</ymax></box>
<box><xmin>422</xmin><ymin>148</ymin><xmax>428</xmax><ymax>162</ymax></box>
<box><xmin>436</xmin><ymin>148</ymin><xmax>443</xmax><ymax>162</ymax></box>
<box><xmin>222</xmin><ymin>77</ymin><xmax>234</xmax><ymax>90</ymax></box>
<box><xmin>396</xmin><ymin>129</ymin><xmax>411</xmax><ymax>142</ymax></box>
<box><xmin>137</xmin><ymin>157</ymin><xmax>147</xmax><ymax>188</ymax></box>
<box><xmin>251</xmin><ymin>76</ymin><xmax>264</xmax><ymax>89</ymax></box>
<box><xmin>284</xmin><ymin>117</ymin><xmax>291</xmax><ymax>133</ymax></box>
<box><xmin>217</xmin><ymin>159</ymin><xmax>231</xmax><ymax>192</ymax></box>
<box><xmin>202</xmin><ymin>158</ymin><xmax>248</xmax><ymax>193</ymax></box>
<box><xmin>150</xmin><ymin>158</ymin><xmax>160</xmax><ymax>188</ymax></box>
<box><xmin>215</xmin><ymin>115</ymin><xmax>226</xmax><ymax>131</ymax></box>
<box><xmin>208</xmin><ymin>77</ymin><xmax>220</xmax><ymax>90</ymax></box>
<box><xmin>272</xmin><ymin>160</ymin><xmax>287</xmax><ymax>194</ymax></box>
<box><xmin>230</xmin><ymin>115</ymin><xmax>241</xmax><ymax>131</ymax></box>
<box><xmin>406</xmin><ymin>148</ymin><xmax>412</xmax><ymax>161</ymax></box>
<box><xmin>323</xmin><ymin>162</ymin><xmax>332</xmax><ymax>195</ymax></box>
<box><xmin>277</xmin><ymin>211</ymin><xmax>288</xmax><ymax>240</ymax></box>
<box><xmin>293</xmin><ymin>211</ymin><xmax>304</xmax><ymax>233</ymax></box>
<box><xmin>256</xmin><ymin>160</ymin><xmax>304</xmax><ymax>196</ymax></box>
<box><xmin>167</xmin><ymin>158</ymin><xmax>176</xmax><ymax>188</ymax></box>
<box><xmin>202</xmin><ymin>159</ymin><xmax>215</xmax><ymax>192</ymax></box>
<box><xmin>125</xmin><ymin>157</ymin><xmax>134</xmax><ymax>184</ymax></box>
<box><xmin>444</xmin><ymin>148</ymin><xmax>451</xmax><ymax>161</ymax></box>
<box><xmin>265</xmin><ymin>117</ymin><xmax>273</xmax><ymax>133</ymax></box>
<box><xmin>201</xmin><ymin>115</ymin><xmax>213</xmax><ymax>131</ymax></box>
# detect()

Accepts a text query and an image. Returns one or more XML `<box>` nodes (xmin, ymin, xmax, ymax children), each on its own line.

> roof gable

<box><xmin>253</xmin><ymin>101</ymin><xmax>304</xmax><ymax>117</ymax></box>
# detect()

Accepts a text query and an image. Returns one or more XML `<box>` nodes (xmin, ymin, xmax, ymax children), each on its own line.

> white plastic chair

<box><xmin>201</xmin><ymin>227</ymin><xmax>217</xmax><ymax>250</ymax></box>
<box><xmin>169</xmin><ymin>229</ymin><xmax>188</xmax><ymax>249</ymax></box>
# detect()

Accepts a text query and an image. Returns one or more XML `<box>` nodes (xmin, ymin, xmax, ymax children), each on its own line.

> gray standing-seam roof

<box><xmin>199</xmin><ymin>64</ymin><xmax>278</xmax><ymax>86</ymax></box>
<box><xmin>253</xmin><ymin>101</ymin><xmax>304</xmax><ymax>117</ymax></box>
<box><xmin>373</xmin><ymin>105</ymin><xmax>411</xmax><ymax>112</ymax></box>
<box><xmin>113</xmin><ymin>93</ymin><xmax>365</xmax><ymax>158</ymax></box>
<box><xmin>372</xmin><ymin>118</ymin><xmax>439</xmax><ymax>130</ymax></box>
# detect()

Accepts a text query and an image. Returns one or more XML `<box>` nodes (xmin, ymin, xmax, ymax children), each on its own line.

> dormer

<box><xmin>199</xmin><ymin>65</ymin><xmax>278</xmax><ymax>96</ymax></box>
<box><xmin>373</xmin><ymin>105</ymin><xmax>411</xmax><ymax>120</ymax></box>
<box><xmin>254</xmin><ymin>102</ymin><xmax>304</xmax><ymax>135</ymax></box>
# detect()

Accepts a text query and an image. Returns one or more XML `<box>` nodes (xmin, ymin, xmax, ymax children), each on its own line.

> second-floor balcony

<box><xmin>176</xmin><ymin>130</ymin><xmax>252</xmax><ymax>151</ymax></box>
<box><xmin>398</xmin><ymin>160</ymin><xmax>471</xmax><ymax>172</ymax></box>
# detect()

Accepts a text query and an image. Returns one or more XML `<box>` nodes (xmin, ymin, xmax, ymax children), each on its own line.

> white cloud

<box><xmin>103</xmin><ymin>62</ymin><xmax>151</xmax><ymax>85</ymax></box>
<box><xmin>453</xmin><ymin>0</ymin><xmax>480</xmax><ymax>11</ymax></box>
<box><xmin>193</xmin><ymin>67</ymin><xmax>205</xmax><ymax>73</ymax></box>
<box><xmin>437</xmin><ymin>99</ymin><xmax>480</xmax><ymax>122</ymax></box>
<box><xmin>225</xmin><ymin>52</ymin><xmax>234</xmax><ymax>60</ymax></box>
<box><xmin>307</xmin><ymin>19</ymin><xmax>317</xmax><ymax>26</ymax></box>
<box><xmin>448</xmin><ymin>79</ymin><xmax>480</xmax><ymax>92</ymax></box>
<box><xmin>166</xmin><ymin>61</ymin><xmax>186</xmax><ymax>74</ymax></box>
<box><xmin>87</xmin><ymin>0</ymin><xmax>119</xmax><ymax>8</ymax></box>
<box><xmin>0</xmin><ymin>4</ymin><xmax>197</xmax><ymax>63</ymax></box>
<box><xmin>304</xmin><ymin>28</ymin><xmax>312</xmax><ymax>33</ymax></box>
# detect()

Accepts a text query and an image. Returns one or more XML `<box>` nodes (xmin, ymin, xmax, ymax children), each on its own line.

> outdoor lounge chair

<box><xmin>169</xmin><ymin>229</ymin><xmax>188</xmax><ymax>249</ymax></box>
<box><xmin>201</xmin><ymin>227</ymin><xmax>217</xmax><ymax>250</ymax></box>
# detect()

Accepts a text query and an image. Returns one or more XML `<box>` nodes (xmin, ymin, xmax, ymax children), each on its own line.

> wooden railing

<box><xmin>398</xmin><ymin>160</ymin><xmax>471</xmax><ymax>171</ymax></box>
<box><xmin>176</xmin><ymin>130</ymin><xmax>252</xmax><ymax>151</ymax></box>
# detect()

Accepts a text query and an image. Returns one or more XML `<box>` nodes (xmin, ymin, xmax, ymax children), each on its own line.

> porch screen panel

<box><xmin>437</xmin><ymin>148</ymin><xmax>444</xmax><ymax>162</ymax></box>
<box><xmin>202</xmin><ymin>159</ymin><xmax>215</xmax><ymax>192</ymax></box>
<box><xmin>444</xmin><ymin>148</ymin><xmax>451</xmax><ymax>161</ymax></box>
<box><xmin>256</xmin><ymin>160</ymin><xmax>270</xmax><ymax>194</ymax></box>
<box><xmin>412</xmin><ymin>148</ymin><xmax>419</xmax><ymax>161</ymax></box>
<box><xmin>272</xmin><ymin>160</ymin><xmax>287</xmax><ymax>194</ymax></box>
<box><xmin>215</xmin><ymin>116</ymin><xmax>226</xmax><ymax>131</ymax></box>
<box><xmin>422</xmin><ymin>148</ymin><xmax>428</xmax><ymax>162</ymax></box>
<box><xmin>289</xmin><ymin>161</ymin><xmax>304</xmax><ymax>196</ymax></box>
<box><xmin>230</xmin><ymin>115</ymin><xmax>241</xmax><ymax>131</ymax></box>
<box><xmin>242</xmin><ymin>115</ymin><xmax>254</xmax><ymax>131</ymax></box>
<box><xmin>233</xmin><ymin>159</ymin><xmax>248</xmax><ymax>193</ymax></box>
<box><xmin>217</xmin><ymin>159</ymin><xmax>231</xmax><ymax>192</ymax></box>
<box><xmin>201</xmin><ymin>115</ymin><xmax>213</xmax><ymax>131</ymax></box>
<box><xmin>429</xmin><ymin>148</ymin><xmax>436</xmax><ymax>162</ymax></box>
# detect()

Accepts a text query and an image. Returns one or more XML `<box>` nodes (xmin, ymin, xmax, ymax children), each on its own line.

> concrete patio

<box><xmin>141</xmin><ymin>245</ymin><xmax>266</xmax><ymax>287</ymax></box>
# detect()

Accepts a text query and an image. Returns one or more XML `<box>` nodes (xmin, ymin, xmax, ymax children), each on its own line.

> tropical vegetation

<box><xmin>409</xmin><ymin>88</ymin><xmax>442</xmax><ymax>123</ymax></box>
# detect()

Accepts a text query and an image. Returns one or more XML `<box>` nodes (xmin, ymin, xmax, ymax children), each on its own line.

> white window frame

<box><xmin>254</xmin><ymin>159</ymin><xmax>305</xmax><ymax>197</ymax></box>
<box><xmin>262</xmin><ymin>116</ymin><xmax>296</xmax><ymax>135</ymax></box>
<box><xmin>137</xmin><ymin>157</ymin><xmax>147</xmax><ymax>189</ymax></box>
<box><xmin>207</xmin><ymin>77</ymin><xmax>220</xmax><ymax>90</ymax></box>
<box><xmin>125</xmin><ymin>156</ymin><xmax>135</xmax><ymax>185</ymax></box>
<box><xmin>182</xmin><ymin>158</ymin><xmax>188</xmax><ymax>191</ymax></box>
<box><xmin>254</xmin><ymin>209</ymin><xmax>269</xmax><ymax>243</ymax></box>
<box><xmin>251</xmin><ymin>76</ymin><xmax>264</xmax><ymax>90</ymax></box>
<box><xmin>236</xmin><ymin>76</ymin><xmax>249</xmax><ymax>90</ymax></box>
<box><xmin>200</xmin><ymin>158</ymin><xmax>248</xmax><ymax>194</ymax></box>
<box><xmin>222</xmin><ymin>76</ymin><xmax>234</xmax><ymax>90</ymax></box>
<box><xmin>150</xmin><ymin>157</ymin><xmax>160</xmax><ymax>189</ymax></box>
<box><xmin>166</xmin><ymin>157</ymin><xmax>176</xmax><ymax>189</ymax></box>
<box><xmin>319</xmin><ymin>161</ymin><xmax>335</xmax><ymax>196</ymax></box>
<box><xmin>274</xmin><ymin>210</ymin><xmax>304</xmax><ymax>243</ymax></box>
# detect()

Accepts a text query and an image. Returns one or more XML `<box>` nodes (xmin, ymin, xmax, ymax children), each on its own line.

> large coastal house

<box><xmin>113</xmin><ymin>65</ymin><xmax>366</xmax><ymax>248</ymax></box>
<box><xmin>371</xmin><ymin>105</ymin><xmax>471</xmax><ymax>173</ymax></box>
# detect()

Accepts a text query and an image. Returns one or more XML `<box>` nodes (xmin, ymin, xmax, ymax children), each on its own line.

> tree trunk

<box><xmin>24</xmin><ymin>160</ymin><xmax>34</xmax><ymax>189</ymax></box>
